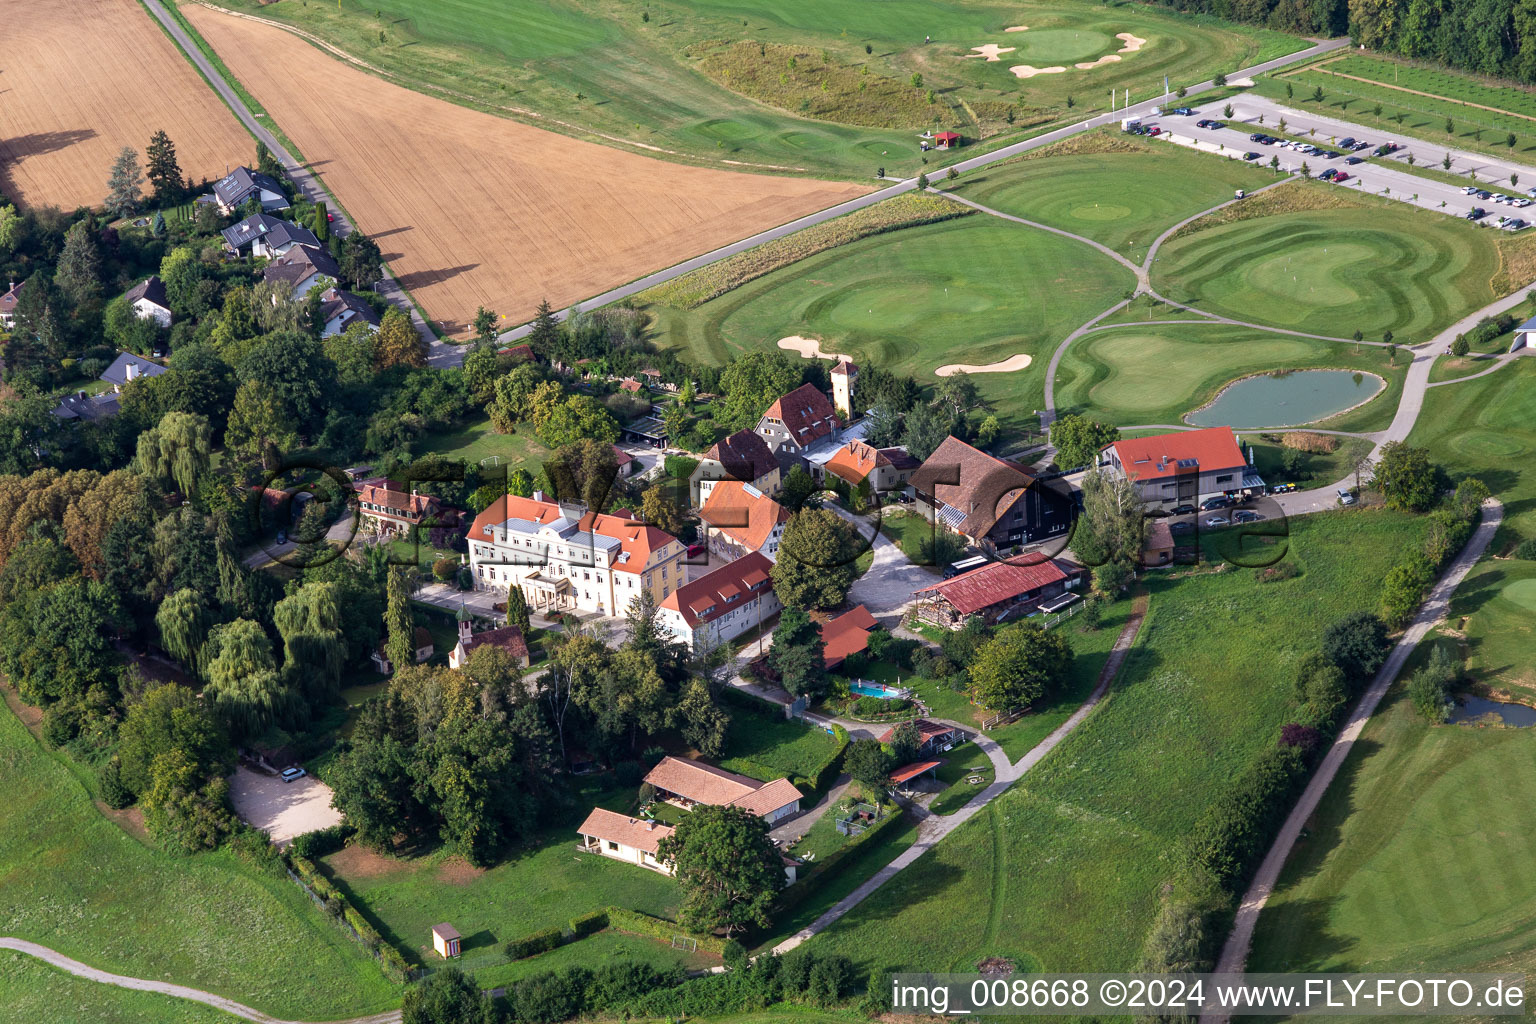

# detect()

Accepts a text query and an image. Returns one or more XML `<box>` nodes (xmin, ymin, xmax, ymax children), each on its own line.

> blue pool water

<box><xmin>850</xmin><ymin>681</ymin><xmax>906</xmax><ymax>699</ymax></box>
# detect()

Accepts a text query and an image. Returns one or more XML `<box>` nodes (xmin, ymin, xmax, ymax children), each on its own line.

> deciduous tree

<box><xmin>772</xmin><ymin>508</ymin><xmax>859</xmax><ymax>610</ymax></box>
<box><xmin>375</xmin><ymin>307</ymin><xmax>427</xmax><ymax>370</ymax></box>
<box><xmin>657</xmin><ymin>804</ymin><xmax>784</xmax><ymax>937</ymax></box>
<box><xmin>1050</xmin><ymin>413</ymin><xmax>1119</xmax><ymax>471</ymax></box>
<box><xmin>968</xmin><ymin>622</ymin><xmax>1072</xmax><ymax>710</ymax></box>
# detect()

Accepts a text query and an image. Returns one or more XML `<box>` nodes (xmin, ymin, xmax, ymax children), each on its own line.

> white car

<box><xmin>1462</xmin><ymin>186</ymin><xmax>1480</xmax><ymax>195</ymax></box>
<box><xmin>1204</xmin><ymin>515</ymin><xmax>1231</xmax><ymax>527</ymax></box>
<box><xmin>1492</xmin><ymin>194</ymin><xmax>1510</xmax><ymax>204</ymax></box>
<box><xmin>281</xmin><ymin>767</ymin><xmax>308</xmax><ymax>783</ymax></box>
<box><xmin>1337</xmin><ymin>489</ymin><xmax>1357</xmax><ymax>506</ymax></box>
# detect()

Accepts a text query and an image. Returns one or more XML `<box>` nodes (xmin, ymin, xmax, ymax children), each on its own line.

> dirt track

<box><xmin>183</xmin><ymin>4</ymin><xmax>869</xmax><ymax>334</ymax></box>
<box><xmin>0</xmin><ymin>0</ymin><xmax>253</xmax><ymax>210</ymax></box>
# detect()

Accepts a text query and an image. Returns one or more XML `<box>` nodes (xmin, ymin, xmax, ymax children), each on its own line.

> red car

<box><xmin>1147</xmin><ymin>126</ymin><xmax>1162</xmax><ymax>136</ymax></box>
<box><xmin>1333</xmin><ymin>172</ymin><xmax>1350</xmax><ymax>183</ymax></box>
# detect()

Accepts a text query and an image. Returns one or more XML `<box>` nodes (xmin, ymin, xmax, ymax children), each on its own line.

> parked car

<box><xmin>1337</xmin><ymin>489</ymin><xmax>1356</xmax><ymax>506</ymax></box>
<box><xmin>1233</xmin><ymin>509</ymin><xmax>1265</xmax><ymax>523</ymax></box>
<box><xmin>1467</xmin><ymin>207</ymin><xmax>1488</xmax><ymax>220</ymax></box>
<box><xmin>1333</xmin><ymin>172</ymin><xmax>1350</xmax><ymax>183</ymax></box>
<box><xmin>281</xmin><ymin>767</ymin><xmax>308</xmax><ymax>783</ymax></box>
<box><xmin>1462</xmin><ymin>185</ymin><xmax>1480</xmax><ymax>195</ymax></box>
<box><xmin>1204</xmin><ymin>515</ymin><xmax>1231</xmax><ymax>527</ymax></box>
<box><xmin>1207</xmin><ymin>121</ymin><xmax>1225</xmax><ymax>129</ymax></box>
<box><xmin>686</xmin><ymin>543</ymin><xmax>707</xmax><ymax>558</ymax></box>
<box><xmin>1147</xmin><ymin>126</ymin><xmax>1162</xmax><ymax>135</ymax></box>
<box><xmin>1199</xmin><ymin>495</ymin><xmax>1233</xmax><ymax>511</ymax></box>
<box><xmin>1249</xmin><ymin>132</ymin><xmax>1266</xmax><ymax>142</ymax></box>
<box><xmin>1477</xmin><ymin>190</ymin><xmax>1493</xmax><ymax>200</ymax></box>
<box><xmin>1344</xmin><ymin>156</ymin><xmax>1364</xmax><ymax>165</ymax></box>
<box><xmin>1170</xmin><ymin>504</ymin><xmax>1198</xmax><ymax>516</ymax></box>
<box><xmin>1172</xmin><ymin>106</ymin><xmax>1195</xmax><ymax>115</ymax></box>
<box><xmin>1338</xmin><ymin>137</ymin><xmax>1356</xmax><ymax>148</ymax></box>
<box><xmin>1324</xmin><ymin>151</ymin><xmax>1343</xmax><ymax>159</ymax></box>
<box><xmin>1243</xmin><ymin>151</ymin><xmax>1260</xmax><ymax>161</ymax></box>
<box><xmin>1351</xmin><ymin>140</ymin><xmax>1371</xmax><ymax>150</ymax></box>
<box><xmin>1169</xmin><ymin>521</ymin><xmax>1195</xmax><ymax>535</ymax></box>
<box><xmin>1506</xmin><ymin>218</ymin><xmax>1528</xmax><ymax>231</ymax></box>
<box><xmin>1319</xmin><ymin>168</ymin><xmax>1339</xmax><ymax>180</ymax></box>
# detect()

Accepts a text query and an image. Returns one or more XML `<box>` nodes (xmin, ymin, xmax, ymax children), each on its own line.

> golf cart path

<box><xmin>1203</xmin><ymin>498</ymin><xmax>1503</xmax><ymax>1021</ymax></box>
<box><xmin>771</xmin><ymin>591</ymin><xmax>1149</xmax><ymax>954</ymax></box>
<box><xmin>0</xmin><ymin>937</ymin><xmax>403</xmax><ymax>1024</ymax></box>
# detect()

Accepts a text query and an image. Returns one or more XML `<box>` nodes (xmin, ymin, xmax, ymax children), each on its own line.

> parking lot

<box><xmin>1123</xmin><ymin>98</ymin><xmax>1535</xmax><ymax>229</ymax></box>
<box><xmin>228</xmin><ymin>764</ymin><xmax>342</xmax><ymax>848</ymax></box>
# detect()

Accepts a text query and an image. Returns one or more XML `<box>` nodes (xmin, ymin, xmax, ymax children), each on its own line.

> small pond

<box><xmin>1187</xmin><ymin>370</ymin><xmax>1385</xmax><ymax>428</ymax></box>
<box><xmin>1449</xmin><ymin>694</ymin><xmax>1536</xmax><ymax>727</ymax></box>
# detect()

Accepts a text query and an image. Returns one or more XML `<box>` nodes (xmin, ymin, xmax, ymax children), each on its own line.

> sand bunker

<box><xmin>1005</xmin><ymin>25</ymin><xmax>1030</xmax><ymax>32</ymax></box>
<box><xmin>1073</xmin><ymin>33</ymin><xmax>1147</xmax><ymax>69</ymax></box>
<box><xmin>935</xmin><ymin>354</ymin><xmax>1033</xmax><ymax>376</ymax></box>
<box><xmin>965</xmin><ymin>44</ymin><xmax>1016</xmax><ymax>61</ymax></box>
<box><xmin>778</xmin><ymin>336</ymin><xmax>851</xmax><ymax>362</ymax></box>
<box><xmin>1010</xmin><ymin>64</ymin><xmax>1068</xmax><ymax>78</ymax></box>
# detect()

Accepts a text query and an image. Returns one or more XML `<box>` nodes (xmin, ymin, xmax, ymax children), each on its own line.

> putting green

<box><xmin>1503</xmin><ymin>578</ymin><xmax>1536</xmax><ymax>613</ymax></box>
<box><xmin>1006</xmin><ymin>28</ymin><xmax>1115</xmax><ymax>63</ymax></box>
<box><xmin>1153</xmin><ymin>205</ymin><xmax>1501</xmax><ymax>339</ymax></box>
<box><xmin>1444</xmin><ymin>428</ymin><xmax>1530</xmax><ymax>460</ymax></box>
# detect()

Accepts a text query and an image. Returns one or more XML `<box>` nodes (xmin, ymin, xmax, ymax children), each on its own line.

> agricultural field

<box><xmin>1261</xmin><ymin>52</ymin><xmax>1536</xmax><ymax>164</ymax></box>
<box><xmin>646</xmin><ymin>215</ymin><xmax>1134</xmax><ymax>427</ymax></box>
<box><xmin>0</xmin><ymin>703</ymin><xmax>397</xmax><ymax>1021</ymax></box>
<box><xmin>194</xmin><ymin>0</ymin><xmax>1301</xmax><ymax>180</ymax></box>
<box><xmin>949</xmin><ymin>132</ymin><xmax>1270</xmax><ymax>253</ymax></box>
<box><xmin>1052</xmin><ymin>321</ymin><xmax>1405</xmax><ymax>431</ymax></box>
<box><xmin>813</xmin><ymin>510</ymin><xmax>1427</xmax><ymax>975</ymax></box>
<box><xmin>0</xmin><ymin>0</ymin><xmax>252</xmax><ymax>210</ymax></box>
<box><xmin>1153</xmin><ymin>184</ymin><xmax>1510</xmax><ymax>340</ymax></box>
<box><xmin>179</xmin><ymin>4</ymin><xmax>870</xmax><ymax>335</ymax></box>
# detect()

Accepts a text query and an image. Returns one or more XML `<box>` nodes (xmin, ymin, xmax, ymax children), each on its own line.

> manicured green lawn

<box><xmin>1248</xmin><ymin>681</ymin><xmax>1536</xmax><ymax>976</ymax></box>
<box><xmin>951</xmin><ymin>138</ymin><xmax>1269</xmax><ymax>254</ymax></box>
<box><xmin>877</xmin><ymin>510</ymin><xmax>949</xmax><ymax>568</ymax></box>
<box><xmin>845</xmin><ymin>660</ymin><xmax>978</xmax><ymax>727</ymax></box>
<box><xmin>812</xmin><ymin>510</ymin><xmax>1427</xmax><ymax>975</ymax></box>
<box><xmin>649</xmin><ymin>215</ymin><xmax>1134</xmax><ymax>427</ymax></box>
<box><xmin>472</xmin><ymin>929</ymin><xmax>713</xmax><ymax>989</ymax></box>
<box><xmin>0</xmin><ymin>710</ymin><xmax>397</xmax><ymax>1019</ymax></box>
<box><xmin>199</xmin><ymin>0</ymin><xmax>1297</xmax><ymax>180</ymax></box>
<box><xmin>926</xmin><ymin>742</ymin><xmax>995</xmax><ymax>815</ymax></box>
<box><xmin>1445</xmin><ymin>557</ymin><xmax>1536</xmax><ymax>705</ymax></box>
<box><xmin>787</xmin><ymin>800</ymin><xmax>860</xmax><ymax>862</ymax></box>
<box><xmin>719</xmin><ymin>704</ymin><xmax>842</xmax><ymax>780</ymax></box>
<box><xmin>1246</xmin><ymin>437</ymin><xmax>1367</xmax><ymax>491</ymax></box>
<box><xmin>1054</xmin><ymin>321</ymin><xmax>1405</xmax><ymax>431</ymax></box>
<box><xmin>0</xmin><ymin>950</ymin><xmax>236</xmax><ymax>1024</ymax></box>
<box><xmin>417</xmin><ymin>416</ymin><xmax>552</xmax><ymax>475</ymax></box>
<box><xmin>1153</xmin><ymin>200</ymin><xmax>1504</xmax><ymax>340</ymax></box>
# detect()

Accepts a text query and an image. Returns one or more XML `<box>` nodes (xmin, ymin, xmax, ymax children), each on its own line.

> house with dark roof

<box><xmin>318</xmin><ymin>287</ymin><xmax>380</xmax><ymax>337</ymax></box>
<box><xmin>123</xmin><ymin>276</ymin><xmax>172</xmax><ymax>327</ymax></box>
<box><xmin>211</xmin><ymin>166</ymin><xmax>289</xmax><ymax>214</ymax></box>
<box><xmin>100</xmin><ymin>351</ymin><xmax>169</xmax><ymax>392</ymax></box>
<box><xmin>371</xmin><ymin>627</ymin><xmax>435</xmax><ymax>674</ymax></box>
<box><xmin>754</xmin><ymin>383</ymin><xmax>839</xmax><ymax>455</ymax></box>
<box><xmin>0</xmin><ymin>279</ymin><xmax>28</xmax><ymax>329</ymax></box>
<box><xmin>263</xmin><ymin>244</ymin><xmax>340</xmax><ymax>299</ymax></box>
<box><xmin>656</xmin><ymin>551</ymin><xmax>779</xmax><ymax>651</ymax></box>
<box><xmin>690</xmin><ymin>428</ymin><xmax>781</xmax><ymax>504</ymax></box>
<box><xmin>221</xmin><ymin>213</ymin><xmax>318</xmax><ymax>258</ymax></box>
<box><xmin>448</xmin><ymin>615</ymin><xmax>529</xmax><ymax>670</ymax></box>
<box><xmin>643</xmin><ymin>755</ymin><xmax>803</xmax><ymax>824</ymax></box>
<box><xmin>911</xmin><ymin>436</ymin><xmax>1071</xmax><ymax>551</ymax></box>
<box><xmin>1101</xmin><ymin>427</ymin><xmax>1262</xmax><ymax>509</ymax></box>
<box><xmin>50</xmin><ymin>390</ymin><xmax>121</xmax><ymax>422</ymax></box>
<box><xmin>913</xmin><ymin>555</ymin><xmax>1086</xmax><ymax>628</ymax></box>
<box><xmin>699</xmin><ymin>481</ymin><xmax>789</xmax><ymax>562</ymax></box>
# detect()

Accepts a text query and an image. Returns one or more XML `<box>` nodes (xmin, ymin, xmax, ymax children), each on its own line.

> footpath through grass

<box><xmin>0</xmin><ymin>949</ymin><xmax>235</xmax><ymax>1024</ymax></box>
<box><xmin>812</xmin><ymin>510</ymin><xmax>1425</xmax><ymax>975</ymax></box>
<box><xmin>0</xmin><ymin>708</ymin><xmax>397</xmax><ymax>1019</ymax></box>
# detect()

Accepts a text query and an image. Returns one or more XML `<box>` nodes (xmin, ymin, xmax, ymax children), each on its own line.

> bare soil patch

<box><xmin>184</xmin><ymin>5</ymin><xmax>868</xmax><ymax>334</ymax></box>
<box><xmin>435</xmin><ymin>856</ymin><xmax>486</xmax><ymax>885</ymax></box>
<box><xmin>0</xmin><ymin>0</ymin><xmax>252</xmax><ymax>210</ymax></box>
<box><xmin>326</xmin><ymin>843</ymin><xmax>410</xmax><ymax>881</ymax></box>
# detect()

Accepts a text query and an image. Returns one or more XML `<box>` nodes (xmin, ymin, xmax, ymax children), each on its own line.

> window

<box><xmin>607</xmin><ymin>840</ymin><xmax>619</xmax><ymax>851</ymax></box>
<box><xmin>1215</xmin><ymin>474</ymin><xmax>1234</xmax><ymax>484</ymax></box>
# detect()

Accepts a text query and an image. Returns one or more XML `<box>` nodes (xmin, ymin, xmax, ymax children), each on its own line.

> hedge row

<box><xmin>774</xmin><ymin>801</ymin><xmax>904</xmax><ymax>916</ymax></box>
<box><xmin>287</xmin><ymin>854</ymin><xmax>412</xmax><ymax>983</ymax></box>
<box><xmin>797</xmin><ymin>722</ymin><xmax>850</xmax><ymax>794</ymax></box>
<box><xmin>607</xmin><ymin>905</ymin><xmax>727</xmax><ymax>954</ymax></box>
<box><xmin>501</xmin><ymin>905</ymin><xmax>723</xmax><ymax>964</ymax></box>
<box><xmin>505</xmin><ymin>926</ymin><xmax>566</xmax><ymax>961</ymax></box>
<box><xmin>287</xmin><ymin>823</ymin><xmax>352</xmax><ymax>860</ymax></box>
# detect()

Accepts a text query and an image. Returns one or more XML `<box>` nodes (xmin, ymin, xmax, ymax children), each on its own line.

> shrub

<box><xmin>1278</xmin><ymin>722</ymin><xmax>1323</xmax><ymax>756</ymax></box>
<box><xmin>1380</xmin><ymin>553</ymin><xmax>1435</xmax><ymax>627</ymax></box>
<box><xmin>1517</xmin><ymin>538</ymin><xmax>1536</xmax><ymax>560</ymax></box>
<box><xmin>511</xmin><ymin>966</ymin><xmax>591</xmax><ymax>1024</ymax></box>
<box><xmin>99</xmin><ymin>757</ymin><xmax>133</xmax><ymax>809</ymax></box>
<box><xmin>1280</xmin><ymin>431</ymin><xmax>1339</xmax><ymax>454</ymax></box>
<box><xmin>568</xmin><ymin>908</ymin><xmax>608</xmax><ymax>938</ymax></box>
<box><xmin>1187</xmin><ymin>745</ymin><xmax>1308</xmax><ymax>890</ymax></box>
<box><xmin>1322</xmin><ymin>611</ymin><xmax>1391</xmax><ymax>680</ymax></box>
<box><xmin>1408</xmin><ymin>645</ymin><xmax>1461</xmax><ymax>723</ymax></box>
<box><xmin>505</xmin><ymin>926</ymin><xmax>566</xmax><ymax>961</ymax></box>
<box><xmin>1257</xmin><ymin>561</ymin><xmax>1300</xmax><ymax>583</ymax></box>
<box><xmin>432</xmin><ymin>557</ymin><xmax>456</xmax><ymax>582</ymax></box>
<box><xmin>664</xmin><ymin>454</ymin><xmax>699</xmax><ymax>479</ymax></box>
<box><xmin>288</xmin><ymin>823</ymin><xmax>353</xmax><ymax>860</ymax></box>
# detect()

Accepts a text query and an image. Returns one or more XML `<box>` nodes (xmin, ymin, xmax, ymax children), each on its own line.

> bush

<box><xmin>288</xmin><ymin>823</ymin><xmax>353</xmax><ymax>860</ymax></box>
<box><xmin>511</xmin><ymin>966</ymin><xmax>590</xmax><ymax>1024</ymax></box>
<box><xmin>1278</xmin><ymin>722</ymin><xmax>1323</xmax><ymax>756</ymax></box>
<box><xmin>99</xmin><ymin>757</ymin><xmax>133</xmax><ymax>809</ymax></box>
<box><xmin>1380</xmin><ymin>553</ymin><xmax>1435</xmax><ymax>627</ymax></box>
<box><xmin>1187</xmin><ymin>745</ymin><xmax>1308</xmax><ymax>890</ymax></box>
<box><xmin>1408</xmin><ymin>645</ymin><xmax>1461</xmax><ymax>723</ymax></box>
<box><xmin>568</xmin><ymin>908</ymin><xmax>609</xmax><ymax>938</ymax></box>
<box><xmin>1257</xmin><ymin>561</ymin><xmax>1300</xmax><ymax>583</ymax></box>
<box><xmin>1517</xmin><ymin>538</ymin><xmax>1536</xmax><ymax>560</ymax></box>
<box><xmin>505</xmin><ymin>926</ymin><xmax>566</xmax><ymax>961</ymax></box>
<box><xmin>432</xmin><ymin>557</ymin><xmax>456</xmax><ymax>582</ymax></box>
<box><xmin>1322</xmin><ymin>611</ymin><xmax>1390</xmax><ymax>681</ymax></box>
<box><xmin>664</xmin><ymin>454</ymin><xmax>698</xmax><ymax>479</ymax></box>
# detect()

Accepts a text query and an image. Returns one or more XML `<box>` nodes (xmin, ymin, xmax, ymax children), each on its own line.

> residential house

<box><xmin>656</xmin><ymin>551</ymin><xmax>779</xmax><ymax>651</ymax></box>
<box><xmin>221</xmin><ymin>213</ymin><xmax>319</xmax><ymax>258</ymax></box>
<box><xmin>613</xmin><ymin>447</ymin><xmax>639</xmax><ymax>478</ymax></box>
<box><xmin>447</xmin><ymin>615</ymin><xmax>529</xmax><ymax>670</ymax></box>
<box><xmin>644</xmin><ymin>755</ymin><xmax>804</xmax><ymax>824</ymax></box>
<box><xmin>356</xmin><ymin>481</ymin><xmax>444</xmax><ymax>537</ymax></box>
<box><xmin>577</xmin><ymin>807</ymin><xmax>674</xmax><ymax>874</ymax></box>
<box><xmin>122</xmin><ymin>276</ymin><xmax>172</xmax><ymax>327</ymax></box>
<box><xmin>371</xmin><ymin>627</ymin><xmax>435</xmax><ymax>674</ymax></box>
<box><xmin>318</xmin><ymin>287</ymin><xmax>379</xmax><ymax>337</ymax></box>
<box><xmin>211</xmin><ymin>166</ymin><xmax>289</xmax><ymax>214</ymax></box>
<box><xmin>0</xmin><ymin>279</ymin><xmax>26</xmax><ymax>329</ymax></box>
<box><xmin>619</xmin><ymin>377</ymin><xmax>645</xmax><ymax>394</ymax></box>
<box><xmin>468</xmin><ymin>492</ymin><xmax>685</xmax><ymax>617</ymax></box>
<box><xmin>698</xmin><ymin>481</ymin><xmax>788</xmax><ymax>562</ymax></box>
<box><xmin>498</xmin><ymin>343</ymin><xmax>535</xmax><ymax>363</ymax></box>
<box><xmin>819</xmin><ymin>604</ymin><xmax>878</xmax><ymax>670</ymax></box>
<box><xmin>690</xmin><ymin>428</ymin><xmax>780</xmax><ymax>505</ymax></box>
<box><xmin>50</xmin><ymin>391</ymin><xmax>120</xmax><ymax>422</ymax></box>
<box><xmin>877</xmin><ymin>718</ymin><xmax>968</xmax><ymax>753</ymax></box>
<box><xmin>912</xmin><ymin>555</ymin><xmax>1086</xmax><ymax>628</ymax></box>
<box><xmin>754</xmin><ymin>383</ymin><xmax>839</xmax><ymax>456</ymax></box>
<box><xmin>1100</xmin><ymin>427</ymin><xmax>1263</xmax><ymax>509</ymax></box>
<box><xmin>263</xmin><ymin>244</ymin><xmax>340</xmax><ymax>299</ymax></box>
<box><xmin>824</xmin><ymin>441</ymin><xmax>919</xmax><ymax>498</ymax></box>
<box><xmin>101</xmin><ymin>351</ymin><xmax>169</xmax><ymax>393</ymax></box>
<box><xmin>910</xmin><ymin>435</ymin><xmax>1072</xmax><ymax>550</ymax></box>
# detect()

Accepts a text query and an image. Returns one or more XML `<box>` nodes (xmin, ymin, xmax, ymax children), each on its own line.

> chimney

<box><xmin>532</xmin><ymin>489</ymin><xmax>546</xmax><ymax>503</ymax></box>
<box><xmin>647</xmin><ymin>820</ymin><xmax>656</xmax><ymax>831</ymax></box>
<box><xmin>125</xmin><ymin>362</ymin><xmax>140</xmax><ymax>381</ymax></box>
<box><xmin>77</xmin><ymin>390</ymin><xmax>87</xmax><ymax>401</ymax></box>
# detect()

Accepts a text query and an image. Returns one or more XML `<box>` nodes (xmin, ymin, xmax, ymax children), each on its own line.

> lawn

<box><xmin>0</xmin><ymin>708</ymin><xmax>398</xmax><ymax>1020</ymax></box>
<box><xmin>0</xmin><ymin>949</ymin><xmax>236</xmax><ymax>1024</ymax></box>
<box><xmin>1153</xmin><ymin>189</ymin><xmax>1506</xmax><ymax>340</ymax></box>
<box><xmin>1448</xmin><ymin>558</ymin><xmax>1536</xmax><ymax>705</ymax></box>
<box><xmin>417</xmin><ymin>416</ymin><xmax>552</xmax><ymax>476</ymax></box>
<box><xmin>949</xmin><ymin>132</ymin><xmax>1270</xmax><ymax>254</ymax></box>
<box><xmin>1246</xmin><ymin>437</ymin><xmax>1367</xmax><ymax>491</ymax></box>
<box><xmin>198</xmin><ymin>0</ymin><xmax>1298</xmax><ymax>180</ymax></box>
<box><xmin>811</xmin><ymin>509</ymin><xmax>1427</xmax><ymax>975</ymax></box>
<box><xmin>926</xmin><ymin>741</ymin><xmax>995</xmax><ymax>815</ymax></box>
<box><xmin>472</xmin><ymin>929</ymin><xmax>714</xmax><ymax>989</ymax></box>
<box><xmin>718</xmin><ymin>702</ymin><xmax>842</xmax><ymax>781</ymax></box>
<box><xmin>1053</xmin><ymin>321</ymin><xmax>1405</xmax><ymax>431</ymax></box>
<box><xmin>876</xmin><ymin>510</ymin><xmax>950</xmax><ymax>569</ymax></box>
<box><xmin>1247</xmin><ymin>678</ymin><xmax>1536</xmax><ymax>978</ymax></box>
<box><xmin>648</xmin><ymin>215</ymin><xmax>1134</xmax><ymax>428</ymax></box>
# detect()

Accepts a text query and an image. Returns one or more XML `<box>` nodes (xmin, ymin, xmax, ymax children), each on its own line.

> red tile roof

<box><xmin>659</xmin><ymin>551</ymin><xmax>773</xmax><ymax>627</ymax></box>
<box><xmin>1107</xmin><ymin>427</ymin><xmax>1246</xmax><ymax>483</ymax></box>
<box><xmin>458</xmin><ymin>624</ymin><xmax>529</xmax><ymax>662</ymax></box>
<box><xmin>819</xmin><ymin>604</ymin><xmax>878</xmax><ymax>667</ymax></box>
<box><xmin>642</xmin><ymin>756</ymin><xmax>802</xmax><ymax>816</ymax></box>
<box><xmin>498</xmin><ymin>343</ymin><xmax>535</xmax><ymax>362</ymax></box>
<box><xmin>468</xmin><ymin>494</ymin><xmax>677</xmax><ymax>576</ymax></box>
<box><xmin>0</xmin><ymin>279</ymin><xmax>27</xmax><ymax>316</ymax></box>
<box><xmin>913</xmin><ymin>556</ymin><xmax>1072</xmax><ymax>615</ymax></box>
<box><xmin>357</xmin><ymin>483</ymin><xmax>440</xmax><ymax>520</ymax></box>
<box><xmin>763</xmin><ymin>383</ymin><xmax>838</xmax><ymax>448</ymax></box>
<box><xmin>825</xmin><ymin>441</ymin><xmax>889</xmax><ymax>486</ymax></box>
<box><xmin>934</xmin><ymin>131</ymin><xmax>961</xmax><ymax>142</ymax></box>
<box><xmin>699</xmin><ymin>481</ymin><xmax>788</xmax><ymax>554</ymax></box>
<box><xmin>890</xmin><ymin>759</ymin><xmax>945</xmax><ymax>784</ymax></box>
<box><xmin>878</xmin><ymin>718</ymin><xmax>960</xmax><ymax>744</ymax></box>
<box><xmin>704</xmin><ymin>429</ymin><xmax>778</xmax><ymax>483</ymax></box>
<box><xmin>620</xmin><ymin>378</ymin><xmax>645</xmax><ymax>393</ymax></box>
<box><xmin>909</xmin><ymin>436</ymin><xmax>1032</xmax><ymax>539</ymax></box>
<box><xmin>831</xmin><ymin>358</ymin><xmax>857</xmax><ymax>377</ymax></box>
<box><xmin>577</xmin><ymin>807</ymin><xmax>673</xmax><ymax>854</ymax></box>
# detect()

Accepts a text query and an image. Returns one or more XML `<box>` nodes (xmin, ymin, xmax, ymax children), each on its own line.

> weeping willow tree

<box><xmin>155</xmin><ymin>587</ymin><xmax>208</xmax><ymax>676</ymax></box>
<box><xmin>201</xmin><ymin>618</ymin><xmax>299</xmax><ymax>741</ymax></box>
<box><xmin>134</xmin><ymin>411</ymin><xmax>212</xmax><ymax>496</ymax></box>
<box><xmin>274</xmin><ymin>581</ymin><xmax>345</xmax><ymax>705</ymax></box>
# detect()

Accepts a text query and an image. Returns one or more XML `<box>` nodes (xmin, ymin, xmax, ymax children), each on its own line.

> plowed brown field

<box><xmin>0</xmin><ymin>0</ymin><xmax>252</xmax><ymax>211</ymax></box>
<box><xmin>183</xmin><ymin>5</ymin><xmax>871</xmax><ymax>334</ymax></box>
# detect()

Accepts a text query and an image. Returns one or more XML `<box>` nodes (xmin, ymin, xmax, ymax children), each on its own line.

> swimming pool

<box><xmin>849</xmin><ymin>680</ymin><xmax>909</xmax><ymax>699</ymax></box>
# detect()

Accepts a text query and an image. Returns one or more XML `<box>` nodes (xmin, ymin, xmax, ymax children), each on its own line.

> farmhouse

<box><xmin>318</xmin><ymin>287</ymin><xmax>380</xmax><ymax>337</ymax></box>
<box><xmin>356</xmin><ymin>482</ymin><xmax>444</xmax><ymax>537</ymax></box>
<box><xmin>212</xmin><ymin>166</ymin><xmax>289</xmax><ymax>214</ymax></box>
<box><xmin>576</xmin><ymin>807</ymin><xmax>673</xmax><ymax>874</ymax></box>
<box><xmin>448</xmin><ymin>614</ymin><xmax>529</xmax><ymax>670</ymax></box>
<box><xmin>263</xmin><ymin>244</ymin><xmax>340</xmax><ymax>299</ymax></box>
<box><xmin>911</xmin><ymin>436</ymin><xmax>1072</xmax><ymax>550</ymax></box>
<box><xmin>755</xmin><ymin>383</ymin><xmax>839</xmax><ymax>456</ymax></box>
<box><xmin>468</xmin><ymin>493</ymin><xmax>685</xmax><ymax>617</ymax></box>
<box><xmin>101</xmin><ymin>351</ymin><xmax>169</xmax><ymax>392</ymax></box>
<box><xmin>824</xmin><ymin>440</ymin><xmax>919</xmax><ymax>496</ymax></box>
<box><xmin>371</xmin><ymin>627</ymin><xmax>435</xmax><ymax>674</ymax></box>
<box><xmin>913</xmin><ymin>555</ymin><xmax>1086</xmax><ymax>628</ymax></box>
<box><xmin>656</xmin><ymin>551</ymin><xmax>780</xmax><ymax>651</ymax></box>
<box><xmin>644</xmin><ymin>755</ymin><xmax>804</xmax><ymax>824</ymax></box>
<box><xmin>220</xmin><ymin>213</ymin><xmax>319</xmax><ymax>258</ymax></box>
<box><xmin>820</xmin><ymin>604</ymin><xmax>879</xmax><ymax>670</ymax></box>
<box><xmin>698</xmin><ymin>481</ymin><xmax>789</xmax><ymax>562</ymax></box>
<box><xmin>878</xmin><ymin>718</ymin><xmax>968</xmax><ymax>753</ymax></box>
<box><xmin>690</xmin><ymin>428</ymin><xmax>780</xmax><ymax>504</ymax></box>
<box><xmin>0</xmin><ymin>280</ymin><xmax>26</xmax><ymax>328</ymax></box>
<box><xmin>1100</xmin><ymin>426</ymin><xmax>1262</xmax><ymax>508</ymax></box>
<box><xmin>122</xmin><ymin>276</ymin><xmax>172</xmax><ymax>327</ymax></box>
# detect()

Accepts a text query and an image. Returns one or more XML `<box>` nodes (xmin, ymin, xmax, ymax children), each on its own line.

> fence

<box><xmin>1039</xmin><ymin>600</ymin><xmax>1084</xmax><ymax>631</ymax></box>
